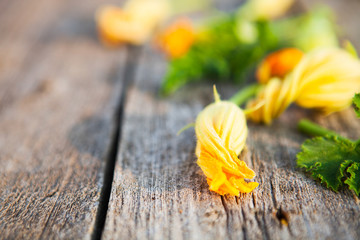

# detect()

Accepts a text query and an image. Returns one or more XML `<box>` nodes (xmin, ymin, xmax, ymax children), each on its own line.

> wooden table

<box><xmin>1</xmin><ymin>0</ymin><xmax>360</xmax><ymax>239</ymax></box>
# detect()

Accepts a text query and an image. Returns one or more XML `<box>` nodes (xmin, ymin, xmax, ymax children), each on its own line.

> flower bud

<box><xmin>195</xmin><ymin>87</ymin><xmax>258</xmax><ymax>195</ymax></box>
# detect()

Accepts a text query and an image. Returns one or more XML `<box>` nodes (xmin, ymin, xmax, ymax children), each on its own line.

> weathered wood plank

<box><xmin>0</xmin><ymin>0</ymin><xmax>128</xmax><ymax>239</ymax></box>
<box><xmin>103</xmin><ymin>1</ymin><xmax>360</xmax><ymax>239</ymax></box>
<box><xmin>103</xmin><ymin>45</ymin><xmax>231</xmax><ymax>240</ymax></box>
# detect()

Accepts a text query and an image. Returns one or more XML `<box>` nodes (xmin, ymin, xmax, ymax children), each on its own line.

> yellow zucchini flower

<box><xmin>256</xmin><ymin>48</ymin><xmax>304</xmax><ymax>84</ymax></box>
<box><xmin>247</xmin><ymin>48</ymin><xmax>360</xmax><ymax>124</ymax></box>
<box><xmin>156</xmin><ymin>18</ymin><xmax>195</xmax><ymax>58</ymax></box>
<box><xmin>96</xmin><ymin>0</ymin><xmax>170</xmax><ymax>46</ymax></box>
<box><xmin>294</xmin><ymin>48</ymin><xmax>360</xmax><ymax>113</ymax></box>
<box><xmin>195</xmin><ymin>86</ymin><xmax>258</xmax><ymax>196</ymax></box>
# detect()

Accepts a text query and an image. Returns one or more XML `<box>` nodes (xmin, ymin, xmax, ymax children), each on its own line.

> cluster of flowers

<box><xmin>96</xmin><ymin>0</ymin><xmax>360</xmax><ymax>196</ymax></box>
<box><xmin>195</xmin><ymin>46</ymin><xmax>360</xmax><ymax>196</ymax></box>
<box><xmin>95</xmin><ymin>0</ymin><xmax>295</xmax><ymax>57</ymax></box>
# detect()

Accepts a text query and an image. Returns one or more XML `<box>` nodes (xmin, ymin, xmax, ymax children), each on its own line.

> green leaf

<box><xmin>344</xmin><ymin>162</ymin><xmax>360</xmax><ymax>196</ymax></box>
<box><xmin>353</xmin><ymin>93</ymin><xmax>360</xmax><ymax>118</ymax></box>
<box><xmin>297</xmin><ymin>136</ymin><xmax>360</xmax><ymax>192</ymax></box>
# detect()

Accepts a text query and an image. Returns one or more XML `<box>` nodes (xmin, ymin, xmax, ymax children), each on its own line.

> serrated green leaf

<box><xmin>297</xmin><ymin>136</ymin><xmax>360</xmax><ymax>192</ymax></box>
<box><xmin>344</xmin><ymin>162</ymin><xmax>360</xmax><ymax>196</ymax></box>
<box><xmin>353</xmin><ymin>93</ymin><xmax>360</xmax><ymax>118</ymax></box>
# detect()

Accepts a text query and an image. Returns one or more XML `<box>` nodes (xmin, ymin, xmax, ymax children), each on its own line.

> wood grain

<box><xmin>1</xmin><ymin>0</ymin><xmax>360</xmax><ymax>239</ymax></box>
<box><xmin>0</xmin><ymin>0</ymin><xmax>127</xmax><ymax>239</ymax></box>
<box><xmin>103</xmin><ymin>1</ymin><xmax>360</xmax><ymax>238</ymax></box>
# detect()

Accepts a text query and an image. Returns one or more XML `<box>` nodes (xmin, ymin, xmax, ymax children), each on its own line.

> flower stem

<box><xmin>229</xmin><ymin>83</ymin><xmax>261</xmax><ymax>106</ymax></box>
<box><xmin>297</xmin><ymin>119</ymin><xmax>340</xmax><ymax>138</ymax></box>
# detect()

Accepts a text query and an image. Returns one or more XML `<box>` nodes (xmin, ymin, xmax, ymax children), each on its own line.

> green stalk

<box><xmin>229</xmin><ymin>83</ymin><xmax>261</xmax><ymax>106</ymax></box>
<box><xmin>298</xmin><ymin>119</ymin><xmax>341</xmax><ymax>138</ymax></box>
<box><xmin>299</xmin><ymin>119</ymin><xmax>360</xmax><ymax>145</ymax></box>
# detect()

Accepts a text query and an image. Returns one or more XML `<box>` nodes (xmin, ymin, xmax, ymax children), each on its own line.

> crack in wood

<box><xmin>251</xmin><ymin>193</ymin><xmax>257</xmax><ymax>208</ymax></box>
<box><xmin>254</xmin><ymin>211</ymin><xmax>270</xmax><ymax>240</ymax></box>
<box><xmin>91</xmin><ymin>46</ymin><xmax>142</xmax><ymax>240</ymax></box>
<box><xmin>240</xmin><ymin>206</ymin><xmax>248</xmax><ymax>240</ymax></box>
<box><xmin>38</xmin><ymin>192</ymin><xmax>62</xmax><ymax>239</ymax></box>
<box><xmin>220</xmin><ymin>196</ymin><xmax>232</xmax><ymax>240</ymax></box>
<box><xmin>269</xmin><ymin>175</ymin><xmax>278</xmax><ymax>208</ymax></box>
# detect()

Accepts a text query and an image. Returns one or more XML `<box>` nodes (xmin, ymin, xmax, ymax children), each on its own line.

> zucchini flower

<box><xmin>246</xmin><ymin>77</ymin><xmax>292</xmax><ymax>124</ymax></box>
<box><xmin>96</xmin><ymin>0</ymin><xmax>170</xmax><ymax>46</ymax></box>
<box><xmin>247</xmin><ymin>48</ymin><xmax>360</xmax><ymax>124</ymax></box>
<box><xmin>195</xmin><ymin>86</ymin><xmax>258</xmax><ymax>196</ymax></box>
<box><xmin>294</xmin><ymin>48</ymin><xmax>360</xmax><ymax>113</ymax></box>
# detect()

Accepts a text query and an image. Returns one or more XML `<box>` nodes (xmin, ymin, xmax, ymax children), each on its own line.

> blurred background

<box><xmin>1</xmin><ymin>0</ymin><xmax>360</xmax><ymax>239</ymax></box>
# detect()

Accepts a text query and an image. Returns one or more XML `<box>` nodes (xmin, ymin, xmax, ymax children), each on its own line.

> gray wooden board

<box><xmin>1</xmin><ymin>0</ymin><xmax>360</xmax><ymax>239</ymax></box>
<box><xmin>0</xmin><ymin>0</ymin><xmax>127</xmax><ymax>238</ymax></box>
<box><xmin>103</xmin><ymin>7</ymin><xmax>360</xmax><ymax>240</ymax></box>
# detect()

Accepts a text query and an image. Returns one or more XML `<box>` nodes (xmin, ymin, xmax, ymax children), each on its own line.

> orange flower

<box><xmin>256</xmin><ymin>48</ymin><xmax>304</xmax><ymax>84</ymax></box>
<box><xmin>195</xmin><ymin>86</ymin><xmax>258</xmax><ymax>196</ymax></box>
<box><xmin>156</xmin><ymin>18</ymin><xmax>195</xmax><ymax>58</ymax></box>
<box><xmin>96</xmin><ymin>0</ymin><xmax>170</xmax><ymax>46</ymax></box>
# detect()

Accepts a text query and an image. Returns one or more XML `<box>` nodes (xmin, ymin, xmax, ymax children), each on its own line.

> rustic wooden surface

<box><xmin>102</xmin><ymin>48</ymin><xmax>360</xmax><ymax>240</ymax></box>
<box><xmin>1</xmin><ymin>0</ymin><xmax>360</xmax><ymax>239</ymax></box>
<box><xmin>102</xmin><ymin>1</ymin><xmax>360</xmax><ymax>240</ymax></box>
<box><xmin>0</xmin><ymin>0</ymin><xmax>126</xmax><ymax>239</ymax></box>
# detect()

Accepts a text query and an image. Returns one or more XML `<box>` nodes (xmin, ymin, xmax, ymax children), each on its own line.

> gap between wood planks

<box><xmin>91</xmin><ymin>46</ymin><xmax>142</xmax><ymax>240</ymax></box>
